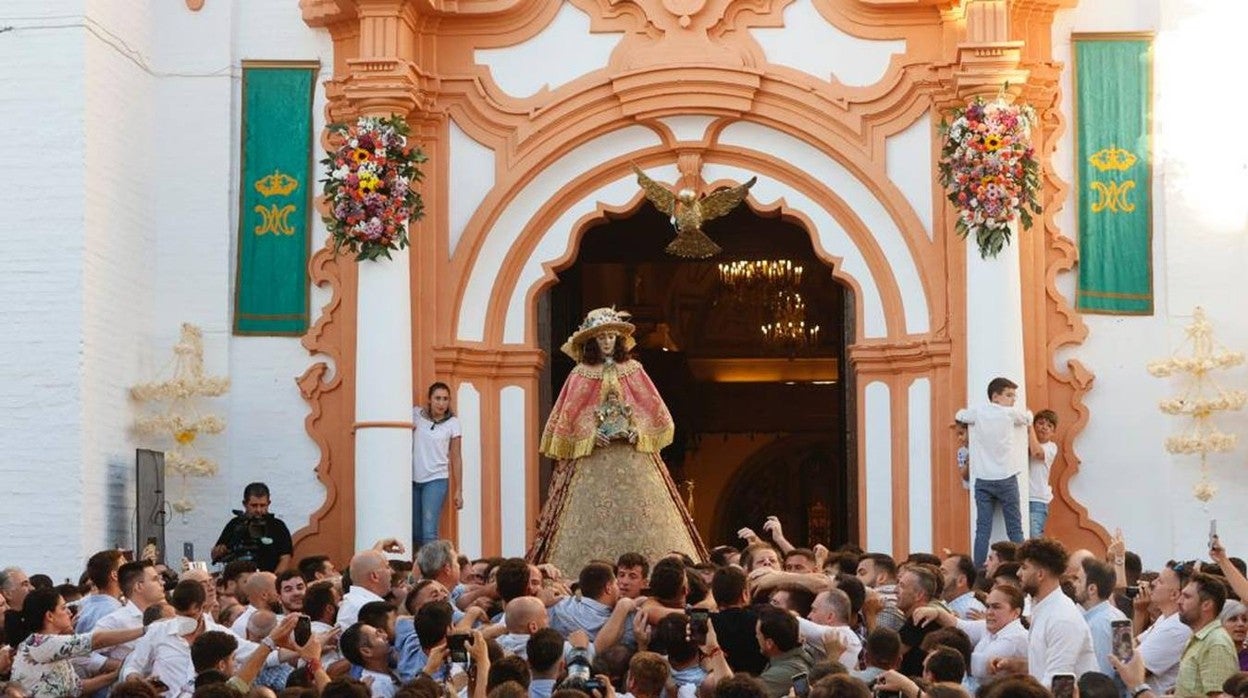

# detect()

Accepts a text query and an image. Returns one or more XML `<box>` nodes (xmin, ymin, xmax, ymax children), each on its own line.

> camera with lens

<box><xmin>218</xmin><ymin>510</ymin><xmax>274</xmax><ymax>564</ymax></box>
<box><xmin>560</xmin><ymin>648</ymin><xmax>602</xmax><ymax>693</ymax></box>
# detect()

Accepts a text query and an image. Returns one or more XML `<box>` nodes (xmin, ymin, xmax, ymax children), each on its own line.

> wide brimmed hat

<box><xmin>560</xmin><ymin>307</ymin><xmax>637</xmax><ymax>361</ymax></box>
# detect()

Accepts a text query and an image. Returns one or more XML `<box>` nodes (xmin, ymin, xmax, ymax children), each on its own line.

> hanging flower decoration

<box><xmin>938</xmin><ymin>97</ymin><xmax>1043</xmax><ymax>258</ymax></box>
<box><xmin>1148</xmin><ymin>307</ymin><xmax>1245</xmax><ymax>503</ymax></box>
<box><xmin>320</xmin><ymin>115</ymin><xmax>426</xmax><ymax>262</ymax></box>
<box><xmin>131</xmin><ymin>324</ymin><xmax>230</xmax><ymax>513</ymax></box>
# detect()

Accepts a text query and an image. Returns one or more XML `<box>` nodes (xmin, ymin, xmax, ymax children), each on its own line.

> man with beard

<box><xmin>1014</xmin><ymin>538</ymin><xmax>1097</xmax><ymax>684</ymax></box>
<box><xmin>1174</xmin><ymin>572</ymin><xmax>1238</xmax><ymax>697</ymax></box>
<box><xmin>231</xmin><ymin>572</ymin><xmax>279</xmax><ymax>636</ymax></box>
<box><xmin>212</xmin><ymin>482</ymin><xmax>294</xmax><ymax>573</ymax></box>
<box><xmin>277</xmin><ymin>571</ymin><xmax>306</xmax><ymax>614</ymax></box>
<box><xmin>1072</xmin><ymin>557</ymin><xmax>1128</xmax><ymax>679</ymax></box>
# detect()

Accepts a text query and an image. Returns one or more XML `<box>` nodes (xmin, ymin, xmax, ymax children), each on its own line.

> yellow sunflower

<box><xmin>983</xmin><ymin>135</ymin><xmax>1003</xmax><ymax>151</ymax></box>
<box><xmin>351</xmin><ymin>148</ymin><xmax>371</xmax><ymax>163</ymax></box>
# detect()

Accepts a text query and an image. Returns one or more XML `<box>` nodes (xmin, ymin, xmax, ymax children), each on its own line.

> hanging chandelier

<box><xmin>717</xmin><ymin>260</ymin><xmax>821</xmax><ymax>350</ymax></box>
<box><xmin>717</xmin><ymin>260</ymin><xmax>804</xmax><ymax>301</ymax></box>
<box><xmin>760</xmin><ymin>291</ymin><xmax>821</xmax><ymax>348</ymax></box>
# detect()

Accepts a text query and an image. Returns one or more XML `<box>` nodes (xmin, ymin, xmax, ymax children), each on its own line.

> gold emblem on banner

<box><xmin>252</xmin><ymin>169</ymin><xmax>299</xmax><ymax>235</ymax></box>
<box><xmin>255</xmin><ymin>170</ymin><xmax>299</xmax><ymax>197</ymax></box>
<box><xmin>1089</xmin><ymin>146</ymin><xmax>1139</xmax><ymax>214</ymax></box>
<box><xmin>254</xmin><ymin>204</ymin><xmax>297</xmax><ymax>236</ymax></box>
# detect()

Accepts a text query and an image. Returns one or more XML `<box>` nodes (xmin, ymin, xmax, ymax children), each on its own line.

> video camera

<box><xmin>218</xmin><ymin>509</ymin><xmax>275</xmax><ymax>565</ymax></box>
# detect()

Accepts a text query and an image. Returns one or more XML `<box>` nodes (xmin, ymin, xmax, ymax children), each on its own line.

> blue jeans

<box><xmin>412</xmin><ymin>478</ymin><xmax>449</xmax><ymax>546</ymax></box>
<box><xmin>973</xmin><ymin>474</ymin><xmax>1024</xmax><ymax>566</ymax></box>
<box><xmin>1029</xmin><ymin>501</ymin><xmax>1049</xmax><ymax>539</ymax></box>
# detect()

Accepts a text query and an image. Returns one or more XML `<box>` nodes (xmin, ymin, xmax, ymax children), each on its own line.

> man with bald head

<box><xmin>244</xmin><ymin>610</ymin><xmax>296</xmax><ymax>690</ymax></box>
<box><xmin>231</xmin><ymin>571</ymin><xmax>279</xmax><ymax>636</ymax></box>
<box><xmin>496</xmin><ymin>596</ymin><xmax>592</xmax><ymax>662</ymax></box>
<box><xmin>339</xmin><ymin>550</ymin><xmax>392</xmax><ymax>629</ymax></box>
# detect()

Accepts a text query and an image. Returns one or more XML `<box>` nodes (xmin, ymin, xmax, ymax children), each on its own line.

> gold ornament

<box><xmin>131</xmin><ymin>324</ymin><xmax>229</xmax><ymax>513</ymax></box>
<box><xmin>1149</xmin><ymin>307</ymin><xmax>1244</xmax><ymax>503</ymax></box>
<box><xmin>633</xmin><ymin>165</ymin><xmax>756</xmax><ymax>259</ymax></box>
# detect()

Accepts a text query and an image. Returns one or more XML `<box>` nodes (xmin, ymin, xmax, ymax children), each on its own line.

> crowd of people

<box><xmin>1</xmin><ymin>504</ymin><xmax>1247</xmax><ymax>698</ymax></box>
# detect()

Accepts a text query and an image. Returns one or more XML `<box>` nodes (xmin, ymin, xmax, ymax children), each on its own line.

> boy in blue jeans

<box><xmin>956</xmin><ymin>377</ymin><xmax>1032</xmax><ymax>566</ymax></box>
<box><xmin>1027</xmin><ymin>409</ymin><xmax>1058</xmax><ymax>538</ymax></box>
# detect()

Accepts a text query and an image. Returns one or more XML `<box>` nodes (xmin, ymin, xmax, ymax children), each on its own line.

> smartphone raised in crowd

<box><xmin>689</xmin><ymin>608</ymin><xmax>710</xmax><ymax>646</ymax></box>
<box><xmin>792</xmin><ymin>672</ymin><xmax>810</xmax><ymax>698</ymax></box>
<box><xmin>1112</xmin><ymin>619</ymin><xmax>1133</xmax><ymax>662</ymax></box>
<box><xmin>1051</xmin><ymin>673</ymin><xmax>1076</xmax><ymax>698</ymax></box>
<box><xmin>448</xmin><ymin>633</ymin><xmax>470</xmax><ymax>664</ymax></box>
<box><xmin>294</xmin><ymin>615</ymin><xmax>312</xmax><ymax>647</ymax></box>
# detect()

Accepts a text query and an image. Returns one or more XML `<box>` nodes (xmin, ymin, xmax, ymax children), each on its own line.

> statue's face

<box><xmin>596</xmin><ymin>331</ymin><xmax>617</xmax><ymax>356</ymax></box>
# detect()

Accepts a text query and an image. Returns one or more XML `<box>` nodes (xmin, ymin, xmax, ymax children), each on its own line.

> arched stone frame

<box><xmin>292</xmin><ymin>0</ymin><xmax>1112</xmax><ymax>563</ymax></box>
<box><xmin>438</xmin><ymin>117</ymin><xmax>961</xmax><ymax>557</ymax></box>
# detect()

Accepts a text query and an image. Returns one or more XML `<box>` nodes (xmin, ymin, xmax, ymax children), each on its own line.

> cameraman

<box><xmin>212</xmin><ymin>482</ymin><xmax>293</xmax><ymax>573</ymax></box>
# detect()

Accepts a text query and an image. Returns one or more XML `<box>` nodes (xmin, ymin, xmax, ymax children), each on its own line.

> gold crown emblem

<box><xmin>254</xmin><ymin>170</ymin><xmax>299</xmax><ymax>197</ymax></box>
<box><xmin>1088</xmin><ymin>146</ymin><xmax>1137</xmax><ymax>173</ymax></box>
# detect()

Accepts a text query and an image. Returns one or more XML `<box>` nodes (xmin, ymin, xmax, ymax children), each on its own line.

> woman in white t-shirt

<box><xmin>412</xmin><ymin>381</ymin><xmax>462</xmax><ymax>545</ymax></box>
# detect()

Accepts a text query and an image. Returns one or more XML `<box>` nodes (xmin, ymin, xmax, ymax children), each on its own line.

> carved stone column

<box><xmin>955</xmin><ymin>0</ymin><xmax>1032</xmax><ymax>546</ymax></box>
<box><xmin>341</xmin><ymin>0</ymin><xmax>427</xmax><ymax>552</ymax></box>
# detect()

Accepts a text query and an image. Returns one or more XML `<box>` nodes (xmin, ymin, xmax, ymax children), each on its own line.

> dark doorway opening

<box><xmin>539</xmin><ymin>198</ymin><xmax>858</xmax><ymax>549</ymax></box>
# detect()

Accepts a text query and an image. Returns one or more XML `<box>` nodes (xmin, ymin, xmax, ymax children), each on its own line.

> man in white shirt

<box><xmin>1016</xmin><ymin>538</ymin><xmax>1098</xmax><ymax>685</ymax></box>
<box><xmin>797</xmin><ymin>588</ymin><xmax>862</xmax><ymax>669</ymax></box>
<box><xmin>1134</xmin><ymin>563</ymin><xmax>1193</xmax><ymax>694</ymax></box>
<box><xmin>956</xmin><ymin>377</ymin><xmax>1032</xmax><ymax>566</ymax></box>
<box><xmin>231</xmin><ymin>572</ymin><xmax>279</xmax><ymax>637</ymax></box>
<box><xmin>94</xmin><ymin>560</ymin><xmax>169</xmax><ymax>661</ymax></box>
<box><xmin>1073</xmin><ymin>557</ymin><xmax>1129</xmax><ymax>679</ymax></box>
<box><xmin>941</xmin><ymin>554</ymin><xmax>987</xmax><ymax>620</ymax></box>
<box><xmin>120</xmin><ymin>579</ymin><xmax>213</xmax><ymax>696</ymax></box>
<box><xmin>338</xmin><ymin>550</ymin><xmax>392</xmax><ymax>629</ymax></box>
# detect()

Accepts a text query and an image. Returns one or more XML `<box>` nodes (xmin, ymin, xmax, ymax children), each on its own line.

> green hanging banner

<box><xmin>1073</xmin><ymin>35</ymin><xmax>1154</xmax><ymax>315</ymax></box>
<box><xmin>234</xmin><ymin>62</ymin><xmax>319</xmax><ymax>335</ymax></box>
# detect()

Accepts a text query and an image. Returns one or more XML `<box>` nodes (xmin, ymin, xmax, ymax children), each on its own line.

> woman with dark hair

<box><xmin>411</xmin><ymin>381</ymin><xmax>463</xmax><ymax>546</ymax></box>
<box><xmin>10</xmin><ymin>588</ymin><xmax>146</xmax><ymax>698</ymax></box>
<box><xmin>528</xmin><ymin>307</ymin><xmax>706</xmax><ymax>573</ymax></box>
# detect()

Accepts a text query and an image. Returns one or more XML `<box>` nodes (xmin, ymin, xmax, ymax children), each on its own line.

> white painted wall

<box><xmin>0</xmin><ymin>1</ymin><xmax>331</xmax><ymax>580</ymax></box>
<box><xmin>1053</xmin><ymin>0</ymin><xmax>1248</xmax><ymax>568</ymax></box>
<box><xmin>0</xmin><ymin>1</ymin><xmax>91</xmax><ymax>580</ymax></box>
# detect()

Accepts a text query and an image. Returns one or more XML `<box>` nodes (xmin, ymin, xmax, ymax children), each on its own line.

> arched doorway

<box><xmin>539</xmin><ymin>197</ymin><xmax>857</xmax><ymax>550</ymax></box>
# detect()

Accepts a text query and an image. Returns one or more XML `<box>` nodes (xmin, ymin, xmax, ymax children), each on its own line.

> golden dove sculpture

<box><xmin>633</xmin><ymin>165</ymin><xmax>757</xmax><ymax>259</ymax></box>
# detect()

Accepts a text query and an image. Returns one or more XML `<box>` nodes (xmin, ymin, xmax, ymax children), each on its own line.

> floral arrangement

<box><xmin>131</xmin><ymin>324</ymin><xmax>230</xmax><ymax>513</ymax></box>
<box><xmin>1148</xmin><ymin>307</ymin><xmax>1245</xmax><ymax>502</ymax></box>
<box><xmin>938</xmin><ymin>97</ymin><xmax>1042</xmax><ymax>258</ymax></box>
<box><xmin>321</xmin><ymin>115</ymin><xmax>426</xmax><ymax>262</ymax></box>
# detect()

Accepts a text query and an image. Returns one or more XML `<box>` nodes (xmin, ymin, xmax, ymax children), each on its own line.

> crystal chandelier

<box><xmin>716</xmin><ymin>260</ymin><xmax>821</xmax><ymax>350</ymax></box>
<box><xmin>760</xmin><ymin>291</ymin><xmax>820</xmax><ymax>348</ymax></box>
<box><xmin>717</xmin><ymin>260</ymin><xmax>803</xmax><ymax>301</ymax></box>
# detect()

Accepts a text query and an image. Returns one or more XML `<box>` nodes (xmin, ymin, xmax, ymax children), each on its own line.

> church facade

<box><xmin>2</xmin><ymin>0</ymin><xmax>1242</xmax><ymax>580</ymax></box>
